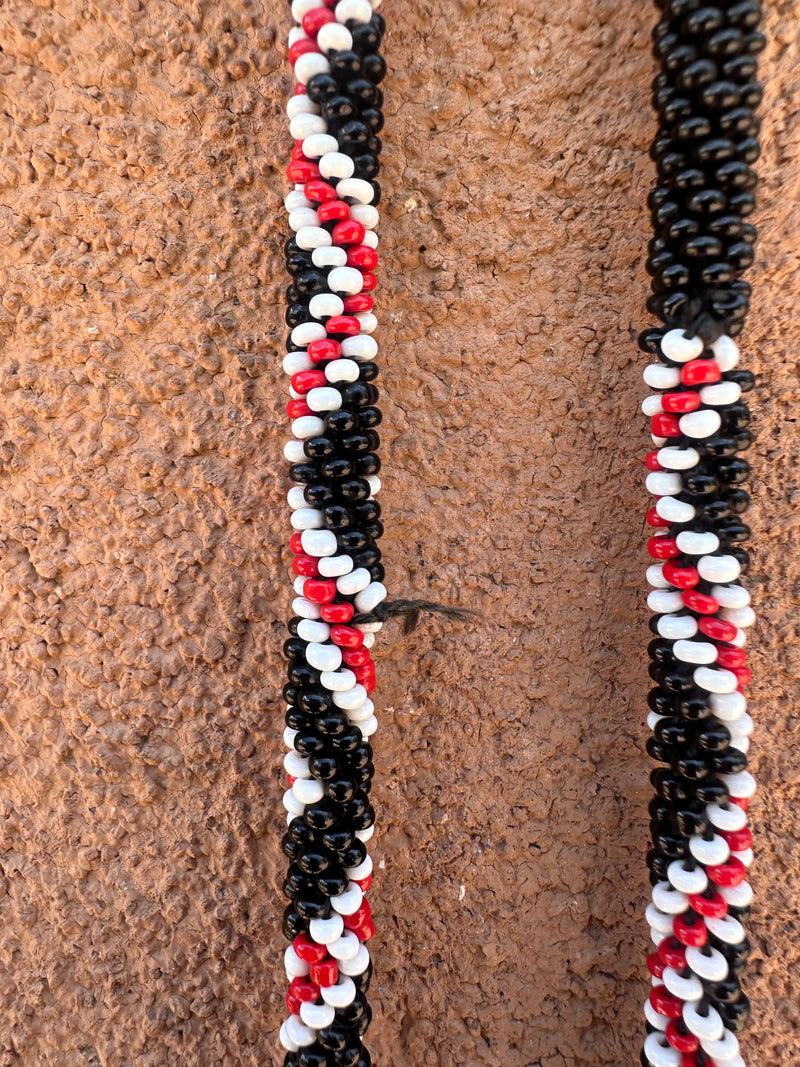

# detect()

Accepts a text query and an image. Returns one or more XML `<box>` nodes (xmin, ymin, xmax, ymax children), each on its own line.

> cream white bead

<box><xmin>355</xmin><ymin>581</ymin><xmax>387</xmax><ymax>612</ymax></box>
<box><xmin>286</xmin><ymin>1013</ymin><xmax>316</xmax><ymax>1048</ymax></box>
<box><xmin>291</xmin><ymin>415</ymin><xmax>326</xmax><ymax>440</ymax></box>
<box><xmin>328</xmin><ymin>931</ymin><xmax>360</xmax><ymax>961</ymax></box>
<box><xmin>642</xmin><ymin>394</ymin><xmax>665</xmax><ymax>416</ymax></box>
<box><xmin>657</xmin><ymin>446</ymin><xmax>700</xmax><ymax>470</ymax></box>
<box><xmin>689</xmin><ymin>833</ymin><xmax>729</xmax><ymax>866</ymax></box>
<box><xmin>645</xmin><ymin>904</ymin><xmax>674</xmax><ymax>935</ymax></box>
<box><xmin>349</xmin><ymin>204</ymin><xmax>379</xmax><ymax>229</ymax></box>
<box><xmin>347</xmin><ymin>699</ymin><xmax>375</xmax><ymax>723</ymax></box>
<box><xmin>360</xmin><ymin>714</ymin><xmax>379</xmax><ymax>737</ymax></box>
<box><xmin>318</xmin><ymin>554</ymin><xmax>354</xmax><ymax>577</ymax></box>
<box><xmin>306</xmin><ymin>642</ymin><xmax>343</xmax><ymax>672</ymax></box>
<box><xmin>646</xmin><ymin>471</ymin><xmax>683</xmax><ymax>496</ymax></box>
<box><xmin>320</xmin><ymin>151</ymin><xmax>355</xmax><ymax>180</ymax></box>
<box><xmin>651</xmin><ymin>435</ymin><xmax>668</xmax><ymax>446</ymax></box>
<box><xmin>647</xmin><ymin>563</ymin><xmax>670</xmax><ymax>589</ymax></box>
<box><xmin>647</xmin><ymin>710</ymin><xmax>667</xmax><ymax>732</ymax></box>
<box><xmin>347</xmin><ymin>854</ymin><xmax>373</xmax><ymax>879</ymax></box>
<box><xmin>668</xmin><ymin>860</ymin><xmax>707</xmax><ymax>895</ymax></box>
<box><xmin>284</xmin><ymin>351</ymin><xmax>314</xmax><ymax>374</ymax></box>
<box><xmin>711</xmin><ymin>583</ymin><xmax>750</xmax><ymax>608</ymax></box>
<box><xmin>293</xmin><ymin>777</ymin><xmax>324</xmax><ymax>805</ymax></box>
<box><xmin>279</xmin><ymin>1020</ymin><xmax>299</xmax><ymax>1053</ymax></box>
<box><xmin>309</xmin><ymin>913</ymin><xmax>344</xmax><ymax>944</ymax></box>
<box><xmin>674</xmin><ymin>639</ymin><xmax>717</xmax><ymax>665</ymax></box>
<box><xmin>342</xmin><ymin>334</ymin><xmax>378</xmax><ymax>359</ymax></box>
<box><xmin>337</xmin><ymin>177</ymin><xmax>375</xmax><ymax>204</ymax></box>
<box><xmin>290</xmin><ymin>112</ymin><xmax>327</xmax><ymax>140</ymax></box>
<box><xmin>694</xmin><ymin>666</ymin><xmax>738</xmax><ymax>693</ymax></box>
<box><xmin>338</xmin><ymin>943</ymin><xmax>370</xmax><ymax>976</ymax></box>
<box><xmin>292</xmin><ymin>321</ymin><xmax>327</xmax><ymax>346</ymax></box>
<box><xmin>643</xmin><ymin>363</ymin><xmax>682</xmax><ymax>388</ymax></box>
<box><xmin>706</xmin><ymin>914</ymin><xmax>745</xmax><ymax>944</ymax></box>
<box><xmin>700</xmin><ymin>1030</ymin><xmax>740</xmax><ymax>1064</ymax></box>
<box><xmin>712</xmin><ymin>334</ymin><xmax>740</xmax><ymax>370</ymax></box>
<box><xmin>293</xmin><ymin>577</ymin><xmax>308</xmax><ymax>597</ymax></box>
<box><xmin>300</xmin><ymin>1001</ymin><xmax>335</xmax><ymax>1029</ymax></box>
<box><xmin>728</xmin><ymin>711</ymin><xmax>753</xmax><ymax>738</ymax></box>
<box><xmin>356</xmin><ymin>311</ymin><xmax>378</xmax><ymax>333</ymax></box>
<box><xmin>331</xmin><ymin>883</ymin><xmax>363</xmax><ymax>915</ymax></box>
<box><xmin>291</xmin><ymin>507</ymin><xmax>324</xmax><ymax>531</ymax></box>
<box><xmin>366</xmin><ymin>475</ymin><xmax>381</xmax><ymax>495</ymax></box>
<box><xmin>335</xmin><ymin>0</ymin><xmax>372</xmax><ymax>23</ymax></box>
<box><xmin>301</xmin><ymin>529</ymin><xmax>338</xmax><ymax>557</ymax></box>
<box><xmin>295</xmin><ymin>52</ymin><xmax>330</xmax><ymax>84</ymax></box>
<box><xmin>719</xmin><ymin>881</ymin><xmax>753</xmax><ymax>908</ymax></box>
<box><xmin>685</xmin><ymin>945</ymin><xmax>729</xmax><ymax>982</ymax></box>
<box><xmin>321</xmin><ymin>977</ymin><xmax>357</xmax><ymax>1008</ymax></box>
<box><xmin>643</xmin><ymin>1031</ymin><xmax>682</xmax><ymax>1067</ymax></box>
<box><xmin>644</xmin><ymin>999</ymin><xmax>669</xmax><ymax>1031</ymax></box>
<box><xmin>661</xmin><ymin>966</ymin><xmax>703</xmax><ymax>1002</ymax></box>
<box><xmin>683</xmin><ymin>1001</ymin><xmax>724</xmax><ymax>1043</ymax></box>
<box><xmin>697</xmin><ymin>554</ymin><xmax>740</xmax><ymax>583</ymax></box>
<box><xmin>661</xmin><ymin>329</ymin><xmax>704</xmax><ymax>362</ymax></box>
<box><xmin>326</xmin><ymin>358</ymin><xmax>360</xmax><ymax>383</ymax></box>
<box><xmin>303</xmin><ymin>133</ymin><xmax>340</xmax><ymax>159</ymax></box>
<box><xmin>292</xmin><ymin>0</ymin><xmax>326</xmax><ymax>17</ymax></box>
<box><xmin>676</xmin><ymin>530</ymin><xmax>719</xmax><ymax>555</ymax></box>
<box><xmin>707</xmin><ymin>802</ymin><xmax>747</xmax><ymax>832</ymax></box>
<box><xmin>320</xmin><ymin>668</ymin><xmax>356</xmax><ymax>692</ymax></box>
<box><xmin>355</xmin><ymin>824</ymin><xmax>375</xmax><ymax>842</ymax></box>
<box><xmin>648</xmin><ymin>590</ymin><xmax>684</xmax><ymax>613</ymax></box>
<box><xmin>289</xmin><ymin>207</ymin><xmax>320</xmax><ymax>231</ymax></box>
<box><xmin>709</xmin><ymin>691</ymin><xmax>746</xmax><ymax>721</ymax></box>
<box><xmin>285</xmin><ymin>944</ymin><xmax>310</xmax><ymax>979</ymax></box>
<box><xmin>286</xmin><ymin>189</ymin><xmax>313</xmax><ymax>211</ymax></box>
<box><xmin>680</xmin><ymin>409</ymin><xmax>722</xmax><ymax>438</ymax></box>
<box><xmin>731</xmin><ymin>627</ymin><xmax>747</xmax><ymax>647</ymax></box>
<box><xmin>284</xmin><ymin>751</ymin><xmax>311</xmax><ymax>779</ymax></box>
<box><xmin>361</xmin><ymin>230</ymin><xmax>379</xmax><ymax>249</ymax></box>
<box><xmin>699</xmin><ymin>381</ymin><xmax>742</xmax><ymax>406</ymax></box>
<box><xmin>327</xmin><ymin>266</ymin><xmax>364</xmax><ymax>294</ymax></box>
<box><xmin>317</xmin><ymin>21</ymin><xmax>353</xmax><ymax>51</ymax></box>
<box><xmin>652</xmin><ymin>882</ymin><xmax>689</xmax><ymax>915</ymax></box>
<box><xmin>720</xmin><ymin>605</ymin><xmax>755</xmax><ymax>628</ymax></box>
<box><xmin>332</xmin><ymin>684</ymin><xmax>368</xmax><ymax>711</ymax></box>
<box><xmin>307</xmin><ymin>386</ymin><xmax>343</xmax><ymax>411</ymax></box>
<box><xmin>283</xmin><ymin>726</ymin><xmax>299</xmax><ymax>749</ymax></box>
<box><xmin>657</xmin><ymin>614</ymin><xmax>698</xmax><ymax>640</ymax></box>
<box><xmin>336</xmin><ymin>567</ymin><xmax>371</xmax><ymax>595</ymax></box>
<box><xmin>656</xmin><ymin>497</ymin><xmax>695</xmax><ymax>522</ymax></box>
<box><xmin>296</xmin><ymin>225</ymin><xmax>332</xmax><ymax>250</ymax></box>
<box><xmin>309</xmin><ymin>293</ymin><xmax>344</xmax><ymax>320</ymax></box>
<box><xmin>292</xmin><ymin>597</ymin><xmax>322</xmax><ymax>620</ymax></box>
<box><xmin>283</xmin><ymin>788</ymin><xmax>305</xmax><ymax>816</ymax></box>
<box><xmin>297</xmin><ymin>619</ymin><xmax>331</xmax><ymax>643</ymax></box>
<box><xmin>721</xmin><ymin>769</ymin><xmax>756</xmax><ymax>798</ymax></box>
<box><xmin>287</xmin><ymin>486</ymin><xmax>309</xmax><ymax>510</ymax></box>
<box><xmin>312</xmin><ymin>246</ymin><xmax>348</xmax><ymax>268</ymax></box>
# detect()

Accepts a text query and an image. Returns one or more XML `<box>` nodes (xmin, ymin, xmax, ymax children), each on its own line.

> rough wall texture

<box><xmin>0</xmin><ymin>1</ymin><xmax>797</xmax><ymax>1065</ymax></box>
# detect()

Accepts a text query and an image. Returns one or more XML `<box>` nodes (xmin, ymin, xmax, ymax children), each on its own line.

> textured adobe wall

<box><xmin>0</xmin><ymin>1</ymin><xmax>798</xmax><ymax>1065</ymax></box>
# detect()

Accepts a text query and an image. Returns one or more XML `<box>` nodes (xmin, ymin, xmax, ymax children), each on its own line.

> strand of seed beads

<box><xmin>279</xmin><ymin>3</ymin><xmax>386</xmax><ymax>1067</ymax></box>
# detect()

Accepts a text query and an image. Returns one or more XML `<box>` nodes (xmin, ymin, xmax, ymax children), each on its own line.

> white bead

<box><xmin>312</xmin><ymin>245</ymin><xmax>348</xmax><ymax>268</ymax></box>
<box><xmin>646</xmin><ymin>471</ymin><xmax>683</xmax><ymax>496</ymax></box>
<box><xmin>321</xmin><ymin>976</ymin><xmax>357</xmax><ymax>1008</ymax></box>
<box><xmin>285</xmin><ymin>944</ymin><xmax>310</xmax><ymax>979</ymax></box>
<box><xmin>657</xmin><ymin>446</ymin><xmax>700</xmax><ymax>470</ymax></box>
<box><xmin>293</xmin><ymin>777</ymin><xmax>324</xmax><ymax>805</ymax></box>
<box><xmin>289</xmin><ymin>207</ymin><xmax>320</xmax><ymax>231</ymax></box>
<box><xmin>643</xmin><ymin>1031</ymin><xmax>682</xmax><ymax>1067</ymax></box>
<box><xmin>309</xmin><ymin>293</ymin><xmax>344</xmax><ymax>320</ymax></box>
<box><xmin>679</xmin><ymin>409</ymin><xmax>722</xmax><ymax>438</ymax></box>
<box><xmin>712</xmin><ymin>334</ymin><xmax>740</xmax><ymax>371</ymax></box>
<box><xmin>306</xmin><ymin>642</ymin><xmax>343</xmax><ymax>672</ymax></box>
<box><xmin>331</xmin><ymin>883</ymin><xmax>363</xmax><ymax>915</ymax></box>
<box><xmin>286</xmin><ymin>1013</ymin><xmax>316</xmax><ymax>1048</ymax></box>
<box><xmin>279</xmin><ymin>1020</ymin><xmax>299</xmax><ymax>1053</ymax></box>
<box><xmin>300</xmin><ymin>1000</ymin><xmax>336</xmax><ymax>1029</ymax></box>
<box><xmin>289</xmin><ymin>113</ymin><xmax>327</xmax><ymax>140</ymax></box>
<box><xmin>647</xmin><ymin>590</ymin><xmax>684</xmax><ymax>613</ymax></box>
<box><xmin>319</xmin><ymin>151</ymin><xmax>355</xmax><ymax>180</ymax></box>
<box><xmin>333</xmin><ymin>684</ymin><xmax>368</xmax><ymax>711</ymax></box>
<box><xmin>320</xmin><ymin>668</ymin><xmax>356</xmax><ymax>692</ymax></box>
<box><xmin>292</xmin><ymin>0</ymin><xmax>326</xmax><ymax>17</ymax></box>
<box><xmin>327</xmin><ymin>266</ymin><xmax>364</xmax><ymax>295</ymax></box>
<box><xmin>731</xmin><ymin>627</ymin><xmax>747</xmax><ymax>647</ymax></box>
<box><xmin>657</xmin><ymin>615</ymin><xmax>698</xmax><ymax>640</ymax></box>
<box><xmin>675</xmin><ymin>530</ymin><xmax>719</xmax><ymax>555</ymax></box>
<box><xmin>720</xmin><ymin>605</ymin><xmax>755</xmax><ymax>628</ymax></box>
<box><xmin>284</xmin><ymin>351</ymin><xmax>314</xmax><ymax>374</ymax></box>
<box><xmin>291</xmin><ymin>415</ymin><xmax>326</xmax><ymax>440</ymax></box>
<box><xmin>674</xmin><ymin>639</ymin><xmax>717</xmax><ymax>665</ymax></box>
<box><xmin>283</xmin><ymin>788</ymin><xmax>305</xmax><ymax>816</ymax></box>
<box><xmin>292</xmin><ymin>597</ymin><xmax>322</xmax><ymax>620</ymax></box>
<box><xmin>643</xmin><ymin>998</ymin><xmax>669</xmax><ymax>1031</ymax></box>
<box><xmin>728</xmin><ymin>711</ymin><xmax>753</xmax><ymax>737</ymax></box>
<box><xmin>286</xmin><ymin>95</ymin><xmax>315</xmax><ymax>120</ymax></box>
<box><xmin>288</xmin><ymin>27</ymin><xmax>310</xmax><ymax>48</ymax></box>
<box><xmin>339</xmin><ymin>943</ymin><xmax>370</xmax><ymax>976</ymax></box>
<box><xmin>297</xmin><ymin>619</ymin><xmax>331</xmax><ymax>643</ymax></box>
<box><xmin>326</xmin><ymin>358</ymin><xmax>360</xmax><ymax>383</ymax></box>
<box><xmin>652</xmin><ymin>882</ymin><xmax>689</xmax><ymax>915</ymax></box>
<box><xmin>645</xmin><ymin>904</ymin><xmax>674</xmax><ymax>935</ymax></box>
<box><xmin>355</xmin><ymin>824</ymin><xmax>374</xmax><ymax>842</ymax></box>
<box><xmin>286</xmin><ymin>189</ymin><xmax>313</xmax><ymax>211</ymax></box>
<box><xmin>647</xmin><ymin>711</ymin><xmax>667</xmax><ymax>732</ymax></box>
<box><xmin>284</xmin><ymin>751</ymin><xmax>311</xmax><ymax>779</ymax></box>
<box><xmin>317</xmin><ymin>22</ymin><xmax>353</xmax><ymax>51</ymax></box>
<box><xmin>709</xmin><ymin>691</ymin><xmax>746</xmax><ymax>721</ymax></box>
<box><xmin>347</xmin><ymin>698</ymin><xmax>374</xmax><ymax>723</ymax></box>
<box><xmin>301</xmin><ymin>529</ymin><xmax>339</xmax><ymax>557</ymax></box>
<box><xmin>318</xmin><ymin>554</ymin><xmax>354</xmax><ymax>577</ymax></box>
<box><xmin>349</xmin><ymin>204</ymin><xmax>379</xmax><ymax>229</ymax></box>
<box><xmin>707</xmin><ymin>802</ymin><xmax>747</xmax><ymax>831</ymax></box>
<box><xmin>647</xmin><ymin>563</ymin><xmax>670</xmax><ymax>589</ymax></box>
<box><xmin>287</xmin><ymin>486</ymin><xmax>308</xmax><ymax>510</ymax></box>
<box><xmin>371</xmin><ymin>0</ymin><xmax>382</xmax><ymax>8</ymax></box>
<box><xmin>661</xmin><ymin>966</ymin><xmax>703</xmax><ymax>1002</ymax></box>
<box><xmin>284</xmin><ymin>439</ymin><xmax>307</xmax><ymax>463</ymax></box>
<box><xmin>706</xmin><ymin>914</ymin><xmax>745</xmax><ymax>944</ymax></box>
<box><xmin>283</xmin><ymin>726</ymin><xmax>299</xmax><ymax>749</ymax></box>
<box><xmin>720</xmin><ymin>769</ymin><xmax>756</xmax><ymax>798</ymax></box>
<box><xmin>661</xmin><ymin>329</ymin><xmax>704</xmax><ymax>362</ymax></box>
<box><xmin>294</xmin><ymin>53</ymin><xmax>330</xmax><ymax>84</ymax></box>
<box><xmin>699</xmin><ymin>381</ymin><xmax>742</xmax><ymax>406</ymax></box>
<box><xmin>700</xmin><ymin>1029</ymin><xmax>740</xmax><ymax>1064</ymax></box>
<box><xmin>335</xmin><ymin>0</ymin><xmax>372</xmax><ymax>23</ymax></box>
<box><xmin>296</xmin><ymin>225</ymin><xmax>332</xmax><ymax>250</ymax></box>
<box><xmin>668</xmin><ymin>860</ymin><xmax>707</xmax><ymax>894</ymax></box>
<box><xmin>734</xmin><ymin>847</ymin><xmax>754</xmax><ymax>868</ymax></box>
<box><xmin>643</xmin><ymin>363</ymin><xmax>682</xmax><ymax>388</ymax></box>
<box><xmin>683</xmin><ymin>1001</ymin><xmax>724</xmax><ymax>1043</ymax></box>
<box><xmin>356</xmin><ymin>311</ymin><xmax>378</xmax><ymax>333</ymax></box>
<box><xmin>656</xmin><ymin>497</ymin><xmax>695</xmax><ymax>523</ymax></box>
<box><xmin>719</xmin><ymin>881</ymin><xmax>753</xmax><ymax>908</ymax></box>
<box><xmin>361</xmin><ymin>230</ymin><xmax>379</xmax><ymax>249</ymax></box>
<box><xmin>303</xmin><ymin>133</ymin><xmax>340</xmax><ymax>159</ymax></box>
<box><xmin>292</xmin><ymin>321</ymin><xmax>327</xmax><ymax>346</ymax></box>
<box><xmin>642</xmin><ymin>394</ymin><xmax>664</xmax><ymax>416</ymax></box>
<box><xmin>309</xmin><ymin>913</ymin><xmax>344</xmax><ymax>944</ymax></box>
<box><xmin>360</xmin><ymin>714</ymin><xmax>379</xmax><ymax>736</ymax></box>
<box><xmin>711</xmin><ymin>583</ymin><xmax>750</xmax><ymax>608</ymax></box>
<box><xmin>328</xmin><ymin>931</ymin><xmax>361</xmax><ymax>961</ymax></box>
<box><xmin>689</xmin><ymin>833</ymin><xmax>729</xmax><ymax>866</ymax></box>
<box><xmin>341</xmin><ymin>334</ymin><xmax>378</xmax><ymax>359</ymax></box>
<box><xmin>694</xmin><ymin>666</ymin><xmax>738</xmax><ymax>694</ymax></box>
<box><xmin>336</xmin><ymin>567</ymin><xmax>372</xmax><ymax>595</ymax></box>
<box><xmin>307</xmin><ymin>386</ymin><xmax>343</xmax><ymax>411</ymax></box>
<box><xmin>685</xmin><ymin>945</ymin><xmax>729</xmax><ymax>982</ymax></box>
<box><xmin>294</xmin><ymin>576</ymin><xmax>309</xmax><ymax>596</ymax></box>
<box><xmin>291</xmin><ymin>508</ymin><xmax>324</xmax><ymax>531</ymax></box>
<box><xmin>733</xmin><ymin>737</ymin><xmax>750</xmax><ymax>754</ymax></box>
<box><xmin>289</xmin><ymin>385</ymin><xmax>303</xmax><ymax>399</ymax></box>
<box><xmin>651</xmin><ymin>435</ymin><xmax>668</xmax><ymax>446</ymax></box>
<box><xmin>337</xmin><ymin>177</ymin><xmax>375</xmax><ymax>204</ymax></box>
<box><xmin>346</xmin><ymin>853</ymin><xmax>373</xmax><ymax>880</ymax></box>
<box><xmin>697</xmin><ymin>554</ymin><xmax>741</xmax><ymax>583</ymax></box>
<box><xmin>355</xmin><ymin>581</ymin><xmax>387</xmax><ymax>612</ymax></box>
<box><xmin>366</xmin><ymin>475</ymin><xmax>381</xmax><ymax>495</ymax></box>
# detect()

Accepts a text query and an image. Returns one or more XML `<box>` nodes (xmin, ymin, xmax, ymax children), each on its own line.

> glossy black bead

<box><xmin>298</xmin><ymin>1049</ymin><xmax>331</xmax><ymax>1067</ymax></box>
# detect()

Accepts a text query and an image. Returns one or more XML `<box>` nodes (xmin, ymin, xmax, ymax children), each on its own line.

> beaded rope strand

<box><xmin>639</xmin><ymin>2</ymin><xmax>764</xmax><ymax>1066</ymax></box>
<box><xmin>278</xmin><ymin>3</ymin><xmax>386</xmax><ymax>1067</ymax></box>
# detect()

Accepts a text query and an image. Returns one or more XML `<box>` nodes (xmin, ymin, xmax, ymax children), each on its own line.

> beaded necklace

<box><xmin>639</xmin><ymin>2</ymin><xmax>764</xmax><ymax>1065</ymax></box>
<box><xmin>277</xmin><ymin>3</ymin><xmax>386</xmax><ymax>1067</ymax></box>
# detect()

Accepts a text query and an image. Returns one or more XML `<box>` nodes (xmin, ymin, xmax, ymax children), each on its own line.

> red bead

<box><xmin>364</xmin><ymin>672</ymin><xmax>376</xmax><ymax>693</ymax></box>
<box><xmin>294</xmin><ymin>933</ymin><xmax>327</xmax><ymax>963</ymax></box>
<box><xmin>332</xmin><ymin>219</ymin><xmax>366</xmax><ymax>246</ymax></box>
<box><xmin>657</xmin><ymin>937</ymin><xmax>687</xmax><ymax>970</ymax></box>
<box><xmin>681</xmin><ymin>589</ymin><xmax>719</xmax><ymax>614</ymax></box>
<box><xmin>651</xmin><ymin>413</ymin><xmax>682</xmax><ymax>437</ymax></box>
<box><xmin>286</xmin><ymin>987</ymin><xmax>303</xmax><ymax>1015</ymax></box>
<box><xmin>292</xmin><ymin>369</ymin><xmax>327</xmax><ymax>394</ymax></box>
<box><xmin>359</xmin><ymin>270</ymin><xmax>378</xmax><ymax>291</ymax></box>
<box><xmin>330</xmin><ymin>624</ymin><xmax>364</xmax><ymax>648</ymax></box>
<box><xmin>647</xmin><ymin>506</ymin><xmax>671</xmax><ymax>528</ymax></box>
<box><xmin>673</xmin><ymin>913</ymin><xmax>707</xmax><ymax>947</ymax></box>
<box><xmin>287</xmin><ymin>398</ymin><xmax>312</xmax><ymax>419</ymax></box>
<box><xmin>341</xmin><ymin>646</ymin><xmax>371</xmax><ymax>667</ymax></box>
<box><xmin>688</xmin><ymin>891</ymin><xmax>728</xmax><ymax>918</ymax></box>
<box><xmin>293</xmin><ymin>554</ymin><xmax>320</xmax><ymax>578</ymax></box>
<box><xmin>317</xmin><ymin>199</ymin><xmax>351</xmax><ymax>223</ymax></box>
<box><xmin>716</xmin><ymin>645</ymin><xmax>746</xmax><ymax>669</ymax></box>
<box><xmin>294</xmin><ymin>83</ymin><xmax>307</xmax><ymax>95</ymax></box>
<box><xmin>290</xmin><ymin>532</ymin><xmax>305</xmax><ymax>554</ymax></box>
<box><xmin>343</xmin><ymin>899</ymin><xmax>372</xmax><ymax>930</ymax></box>
<box><xmin>645</xmin><ymin>450</ymin><xmax>664</xmax><ymax>471</ymax></box>
<box><xmin>353</xmin><ymin>664</ymin><xmax>375</xmax><ymax>684</ymax></box>
<box><xmin>289</xmin><ymin>38</ymin><xmax>319</xmax><ymax>65</ymax></box>
<box><xmin>304</xmin><ymin>180</ymin><xmax>338</xmax><ymax>203</ymax></box>
<box><xmin>302</xmin><ymin>6</ymin><xmax>335</xmax><ymax>33</ymax></box>
<box><xmin>346</xmin><ymin>245</ymin><xmax>378</xmax><ymax>270</ymax></box>
<box><xmin>303</xmin><ymin>579</ymin><xmax>337</xmax><ymax>604</ymax></box>
<box><xmin>662</xmin><ymin>561</ymin><xmax>700</xmax><ymax>588</ymax></box>
<box><xmin>287</xmin><ymin>774</ymin><xmax>296</xmax><ymax>786</ymax></box>
<box><xmin>292</xmin><ymin>144</ymin><xmax>309</xmax><ymax>161</ymax></box>
<box><xmin>648</xmin><ymin>536</ymin><xmax>680</xmax><ymax>560</ymax></box>
<box><xmin>309</xmin><ymin>957</ymin><xmax>339</xmax><ymax>987</ymax></box>
<box><xmin>680</xmin><ymin>1057</ymin><xmax>699</xmax><ymax>1067</ymax></box>
<box><xmin>665</xmin><ymin>1021</ymin><xmax>700</xmax><ymax>1054</ymax></box>
<box><xmin>731</xmin><ymin>665</ymin><xmax>752</xmax><ymax>686</ymax></box>
<box><xmin>661</xmin><ymin>391</ymin><xmax>702</xmax><ymax>414</ymax></box>
<box><xmin>290</xmin><ymin>977</ymin><xmax>321</xmax><ymax>1003</ymax></box>
<box><xmin>649</xmin><ymin>986</ymin><xmax>684</xmax><ymax>1019</ymax></box>
<box><xmin>325</xmin><ymin>315</ymin><xmax>361</xmax><ymax>336</ymax></box>
<box><xmin>722</xmin><ymin>827</ymin><xmax>753</xmax><ymax>852</ymax></box>
<box><xmin>342</xmin><ymin>293</ymin><xmax>374</xmax><ymax>313</ymax></box>
<box><xmin>353</xmin><ymin>873</ymin><xmax>372</xmax><ymax>891</ymax></box>
<box><xmin>647</xmin><ymin>951</ymin><xmax>666</xmax><ymax>979</ymax></box>
<box><xmin>730</xmin><ymin>795</ymin><xmax>749</xmax><ymax>811</ymax></box>
<box><xmin>288</xmin><ymin>160</ymin><xmax>321</xmax><ymax>182</ymax></box>
<box><xmin>707</xmin><ymin>856</ymin><xmax>747</xmax><ymax>887</ymax></box>
<box><xmin>698</xmin><ymin>617</ymin><xmax>737</xmax><ymax>642</ymax></box>
<box><xmin>681</xmin><ymin>359</ymin><xmax>721</xmax><ymax>386</ymax></box>
<box><xmin>308</xmin><ymin>338</ymin><xmax>342</xmax><ymax>363</ymax></box>
<box><xmin>320</xmin><ymin>601</ymin><xmax>355</xmax><ymax>623</ymax></box>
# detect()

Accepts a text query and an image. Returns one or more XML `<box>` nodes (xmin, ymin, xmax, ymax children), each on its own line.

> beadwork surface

<box><xmin>0</xmin><ymin>1</ymin><xmax>798</xmax><ymax>1066</ymax></box>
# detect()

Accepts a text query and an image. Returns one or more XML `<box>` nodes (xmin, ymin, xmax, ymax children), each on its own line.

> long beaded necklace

<box><xmin>277</xmin><ymin>2</ymin><xmax>386</xmax><ymax>1066</ymax></box>
<box><xmin>638</xmin><ymin>1</ymin><xmax>764</xmax><ymax>1065</ymax></box>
